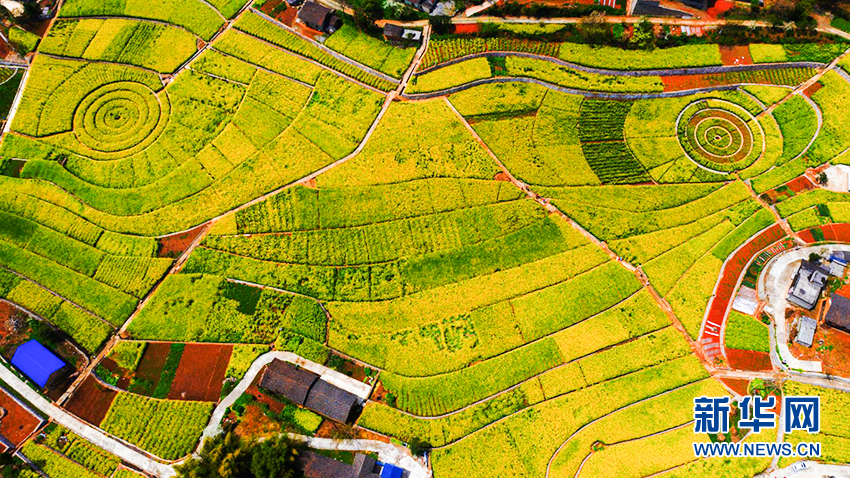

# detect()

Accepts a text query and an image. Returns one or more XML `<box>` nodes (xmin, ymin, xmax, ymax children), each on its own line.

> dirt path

<box><xmin>404</xmin><ymin>76</ymin><xmax>783</xmax><ymax>101</ymax></box>
<box><xmin>744</xmin><ymin>181</ymin><xmax>802</xmax><ymax>243</ymax></box>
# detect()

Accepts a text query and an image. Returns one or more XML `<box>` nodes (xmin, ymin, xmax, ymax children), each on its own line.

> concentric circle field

<box><xmin>73</xmin><ymin>82</ymin><xmax>167</xmax><ymax>154</ymax></box>
<box><xmin>676</xmin><ymin>99</ymin><xmax>765</xmax><ymax>173</ymax></box>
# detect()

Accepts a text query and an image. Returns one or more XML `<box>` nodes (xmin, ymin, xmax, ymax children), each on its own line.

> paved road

<box><xmin>0</xmin><ymin>361</ymin><xmax>176</xmax><ymax>477</ymax></box>
<box><xmin>762</xmin><ymin>461</ymin><xmax>850</xmax><ymax>478</ymax></box>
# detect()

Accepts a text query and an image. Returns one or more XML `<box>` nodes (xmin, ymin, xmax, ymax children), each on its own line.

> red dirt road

<box><xmin>168</xmin><ymin>344</ymin><xmax>232</xmax><ymax>402</ymax></box>
<box><xmin>65</xmin><ymin>376</ymin><xmax>116</xmax><ymax>426</ymax></box>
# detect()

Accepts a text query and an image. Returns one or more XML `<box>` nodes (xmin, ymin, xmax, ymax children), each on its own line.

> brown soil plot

<box><xmin>65</xmin><ymin>376</ymin><xmax>116</xmax><ymax>426</ymax></box>
<box><xmin>167</xmin><ymin>343</ymin><xmax>233</xmax><ymax>402</ymax></box>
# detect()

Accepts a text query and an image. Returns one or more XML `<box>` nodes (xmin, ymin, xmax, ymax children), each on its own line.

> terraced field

<box><xmin>3</xmin><ymin>3</ymin><xmax>850</xmax><ymax>477</ymax></box>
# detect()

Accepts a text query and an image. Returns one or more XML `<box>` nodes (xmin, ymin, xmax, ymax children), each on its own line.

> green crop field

<box><xmin>40</xmin><ymin>18</ymin><xmax>199</xmax><ymax>73</ymax></box>
<box><xmin>100</xmin><ymin>393</ymin><xmax>213</xmax><ymax>460</ymax></box>
<box><xmin>5</xmin><ymin>4</ymin><xmax>850</xmax><ymax>476</ymax></box>
<box><xmin>324</xmin><ymin>24</ymin><xmax>416</xmax><ymax>79</ymax></box>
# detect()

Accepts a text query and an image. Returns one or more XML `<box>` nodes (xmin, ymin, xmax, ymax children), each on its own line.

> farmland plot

<box><xmin>99</xmin><ymin>393</ymin><xmax>213</xmax><ymax>460</ymax></box>
<box><xmin>458</xmin><ymin>85</ymin><xmax>600</xmax><ymax>186</ymax></box>
<box><xmin>325</xmin><ymin>24</ymin><xmax>416</xmax><ymax>79</ymax></box>
<box><xmin>5</xmin><ymin>6</ymin><xmax>850</xmax><ymax>474</ymax></box>
<box><xmin>40</xmin><ymin>19</ymin><xmax>198</xmax><ymax>73</ymax></box>
<box><xmin>58</xmin><ymin>0</ymin><xmax>225</xmax><ymax>40</ymax></box>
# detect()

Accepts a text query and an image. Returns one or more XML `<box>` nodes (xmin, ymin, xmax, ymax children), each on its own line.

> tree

<box><xmin>577</xmin><ymin>11</ymin><xmax>609</xmax><ymax>43</ymax></box>
<box><xmin>750</xmin><ymin>0</ymin><xmax>760</xmax><ymax>14</ymax></box>
<box><xmin>429</xmin><ymin>15</ymin><xmax>451</xmax><ymax>35</ymax></box>
<box><xmin>250</xmin><ymin>436</ymin><xmax>298</xmax><ymax>478</ymax></box>
<box><xmin>630</xmin><ymin>18</ymin><xmax>656</xmax><ymax>50</ymax></box>
<box><xmin>353</xmin><ymin>0</ymin><xmax>382</xmax><ymax>33</ymax></box>
<box><xmin>22</xmin><ymin>1</ymin><xmax>40</xmax><ymax>19</ymax></box>
<box><xmin>408</xmin><ymin>437</ymin><xmax>432</xmax><ymax>457</ymax></box>
<box><xmin>817</xmin><ymin>171</ymin><xmax>828</xmax><ymax>185</ymax></box>
<box><xmin>175</xmin><ymin>432</ymin><xmax>301</xmax><ymax>478</ymax></box>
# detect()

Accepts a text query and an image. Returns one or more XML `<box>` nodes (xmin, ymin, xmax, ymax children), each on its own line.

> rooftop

<box><xmin>788</xmin><ymin>260</ymin><xmax>830</xmax><ymax>310</ymax></box>
<box><xmin>259</xmin><ymin>359</ymin><xmax>318</xmax><ymax>405</ymax></box>
<box><xmin>826</xmin><ymin>293</ymin><xmax>850</xmax><ymax>334</ymax></box>
<box><xmin>796</xmin><ymin>316</ymin><xmax>817</xmax><ymax>348</ymax></box>
<box><xmin>11</xmin><ymin>340</ymin><xmax>66</xmax><ymax>388</ymax></box>
<box><xmin>304</xmin><ymin>378</ymin><xmax>359</xmax><ymax>423</ymax></box>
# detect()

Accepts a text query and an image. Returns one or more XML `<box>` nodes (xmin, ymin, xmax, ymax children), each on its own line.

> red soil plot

<box><xmin>718</xmin><ymin>378</ymin><xmax>750</xmax><ymax>397</ymax></box>
<box><xmin>719</xmin><ymin>45</ymin><xmax>753</xmax><ymax>66</ymax></box>
<box><xmin>65</xmin><ymin>376</ymin><xmax>117</xmax><ymax>426</ymax></box>
<box><xmin>799</xmin><ymin>223</ymin><xmax>850</xmax><ymax>244</ymax></box>
<box><xmin>725</xmin><ymin>348</ymin><xmax>773</xmax><ymax>372</ymax></box>
<box><xmin>135</xmin><ymin>343</ymin><xmax>170</xmax><ymax>381</ymax></box>
<box><xmin>167</xmin><ymin>344</ymin><xmax>233</xmax><ymax>402</ymax></box>
<box><xmin>157</xmin><ymin>223</ymin><xmax>207</xmax><ymax>258</ymax></box>
<box><xmin>0</xmin><ymin>37</ymin><xmax>11</xmax><ymax>61</ymax></box>
<box><xmin>277</xmin><ymin>5</ymin><xmax>298</xmax><ymax>27</ymax></box>
<box><xmin>784</xmin><ymin>175</ymin><xmax>816</xmax><ymax>194</ymax></box>
<box><xmin>259</xmin><ymin>0</ymin><xmax>284</xmax><ymax>14</ymax></box>
<box><xmin>798</xmin><ymin>222</ymin><xmax>850</xmax><ymax>244</ymax></box>
<box><xmin>452</xmin><ymin>23</ymin><xmax>480</xmax><ymax>34</ymax></box>
<box><xmin>246</xmin><ymin>383</ymin><xmax>286</xmax><ymax>415</ymax></box>
<box><xmin>0</xmin><ymin>385</ymin><xmax>42</xmax><ymax>448</ymax></box>
<box><xmin>803</xmin><ymin>81</ymin><xmax>822</xmax><ymax>98</ymax></box>
<box><xmin>701</xmin><ymin>224</ymin><xmax>786</xmax><ymax>359</ymax></box>
<box><xmin>662</xmin><ymin>68</ymin><xmax>814</xmax><ymax>92</ymax></box>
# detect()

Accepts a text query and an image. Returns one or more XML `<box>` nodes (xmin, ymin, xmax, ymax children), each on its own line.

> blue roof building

<box><xmin>11</xmin><ymin>340</ymin><xmax>66</xmax><ymax>388</ymax></box>
<box><xmin>379</xmin><ymin>463</ymin><xmax>404</xmax><ymax>478</ymax></box>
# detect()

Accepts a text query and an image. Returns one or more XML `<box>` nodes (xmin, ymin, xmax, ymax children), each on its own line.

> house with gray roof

<box><xmin>259</xmin><ymin>359</ymin><xmax>319</xmax><ymax>405</ymax></box>
<box><xmin>298</xmin><ymin>2</ymin><xmax>341</xmax><ymax>34</ymax></box>
<box><xmin>304</xmin><ymin>378</ymin><xmax>359</xmax><ymax>423</ymax></box>
<box><xmin>826</xmin><ymin>293</ymin><xmax>850</xmax><ymax>335</ymax></box>
<box><xmin>258</xmin><ymin>359</ymin><xmax>361</xmax><ymax>423</ymax></box>
<box><xmin>796</xmin><ymin>316</ymin><xmax>818</xmax><ymax>348</ymax></box>
<box><xmin>788</xmin><ymin>260</ymin><xmax>830</xmax><ymax>310</ymax></box>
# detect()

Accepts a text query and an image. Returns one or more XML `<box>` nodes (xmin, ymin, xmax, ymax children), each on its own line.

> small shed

<box><xmin>383</xmin><ymin>24</ymin><xmax>421</xmax><ymax>44</ymax></box>
<box><xmin>304</xmin><ymin>378</ymin><xmax>358</xmax><ymax>423</ymax></box>
<box><xmin>259</xmin><ymin>359</ymin><xmax>318</xmax><ymax>405</ymax></box>
<box><xmin>731</xmin><ymin>286</ymin><xmax>758</xmax><ymax>316</ymax></box>
<box><xmin>298</xmin><ymin>2</ymin><xmax>341</xmax><ymax>34</ymax></box>
<box><xmin>826</xmin><ymin>293</ymin><xmax>850</xmax><ymax>334</ymax></box>
<box><xmin>795</xmin><ymin>316</ymin><xmax>817</xmax><ymax>348</ymax></box>
<box><xmin>11</xmin><ymin>340</ymin><xmax>66</xmax><ymax>389</ymax></box>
